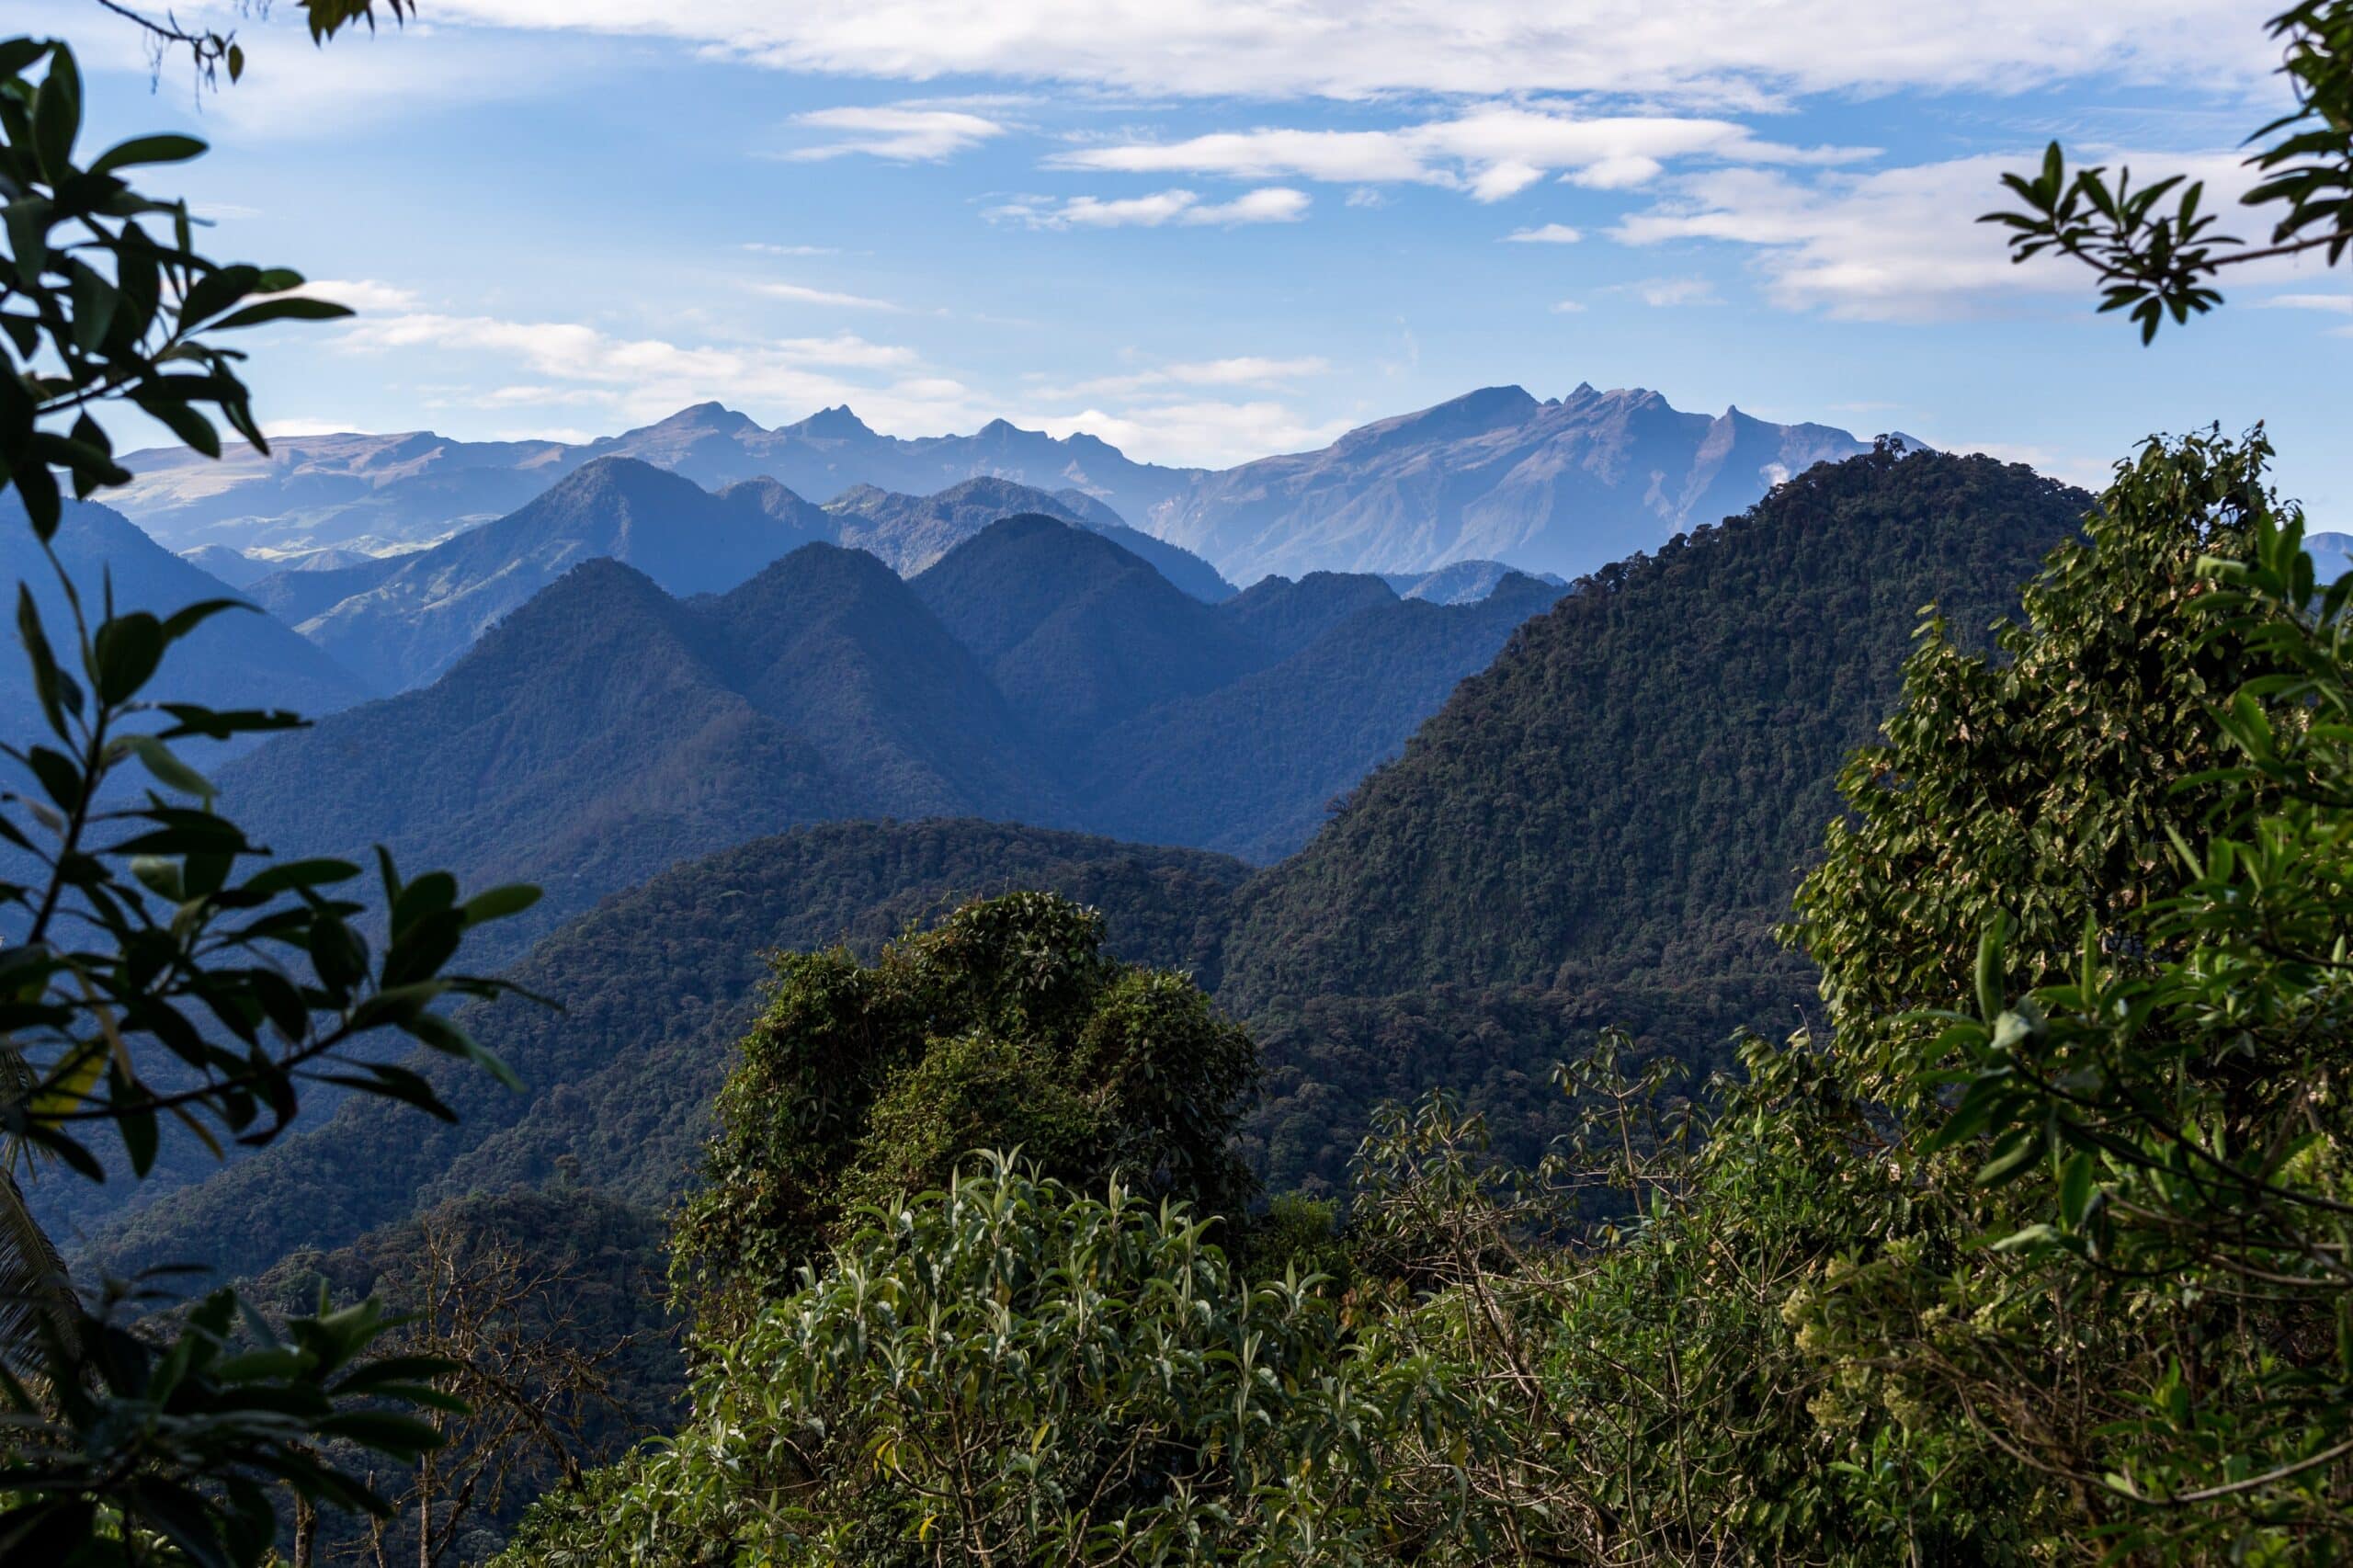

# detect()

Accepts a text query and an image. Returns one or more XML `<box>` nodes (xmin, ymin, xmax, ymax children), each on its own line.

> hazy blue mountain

<box><xmin>180</xmin><ymin>543</ymin><xmax>267</xmax><ymax>586</ymax></box>
<box><xmin>109</xmin><ymin>388</ymin><xmax>1869</xmax><ymax>586</ymax></box>
<box><xmin>0</xmin><ymin>499</ymin><xmax>369</xmax><ymax>738</ymax></box>
<box><xmin>299</xmin><ymin>457</ymin><xmax>828</xmax><ymax>691</ymax></box>
<box><xmin>216</xmin><ymin>544</ymin><xmax>1055</xmax><ymax>962</ymax></box>
<box><xmin>244</xmin><ymin>554</ymin><xmax>408</xmax><ymax>628</ymax></box>
<box><xmin>200</xmin><ymin>514</ymin><xmax>1556</xmax><ymax>977</ymax></box>
<box><xmin>911</xmin><ymin>515</ymin><xmax>1263</xmax><ymax>744</ymax></box>
<box><xmin>1220</xmin><ymin>572</ymin><xmax>1406</xmax><ymax>655</ymax></box>
<box><xmin>821</xmin><ymin>474</ymin><xmax>1231</xmax><ymax>599</ymax></box>
<box><xmin>114</xmin><ymin>429</ymin><xmax>569</xmax><ymax>555</ymax></box>
<box><xmin>1149</xmin><ymin>384</ymin><xmax>1869</xmax><ymax>583</ymax></box>
<box><xmin>1084</xmin><ymin>571</ymin><xmax>1568</xmax><ymax>860</ymax></box>
<box><xmin>2309</xmin><ymin>530</ymin><xmax>2353</xmax><ymax>582</ymax></box>
<box><xmin>1384</xmin><ymin>559</ymin><xmax>1570</xmax><ymax>604</ymax></box>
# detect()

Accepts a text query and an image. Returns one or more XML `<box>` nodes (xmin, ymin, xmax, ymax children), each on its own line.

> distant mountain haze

<box><xmin>298</xmin><ymin>457</ymin><xmax>830</xmax><ymax>691</ymax></box>
<box><xmin>211</xmin><ymin>514</ymin><xmax>1562</xmax><ymax>960</ymax></box>
<box><xmin>108</xmin><ymin>385</ymin><xmax>1870</xmax><ymax>585</ymax></box>
<box><xmin>821</xmin><ymin>474</ymin><xmax>1232</xmax><ymax>598</ymax></box>
<box><xmin>0</xmin><ymin>499</ymin><xmax>369</xmax><ymax>742</ymax></box>
<box><xmin>1149</xmin><ymin>383</ymin><xmax>1870</xmax><ymax>583</ymax></box>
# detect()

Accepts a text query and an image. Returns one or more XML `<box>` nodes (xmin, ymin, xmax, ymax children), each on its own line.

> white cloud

<box><xmin>1507</xmin><ymin>223</ymin><xmax>1583</xmax><ymax>244</ymax></box>
<box><xmin>1610</xmin><ymin>152</ymin><xmax>2313</xmax><ymax>322</ymax></box>
<box><xmin>753</xmin><ymin>281</ymin><xmax>911</xmax><ymax>311</ymax></box>
<box><xmin>1551</xmin><ymin>299</ymin><xmax>1587</xmax><ymax>312</ymax></box>
<box><xmin>287</xmin><ymin>278</ymin><xmax>424</xmax><ymax>313</ymax></box>
<box><xmin>1618</xmin><ymin>277</ymin><xmax>1720</xmax><ymax>307</ymax></box>
<box><xmin>1052</xmin><ymin>108</ymin><xmax>1863</xmax><ymax>200</ymax></box>
<box><xmin>744</xmin><ymin>242</ymin><xmax>840</xmax><ymax>256</ymax></box>
<box><xmin>990</xmin><ymin>187</ymin><xmax>1309</xmax><ymax>229</ymax></box>
<box><xmin>426</xmin><ymin>2</ymin><xmax>2282</xmax><ymax>107</ymax></box>
<box><xmin>783</xmin><ymin>105</ymin><xmax>1007</xmax><ymax>162</ymax></box>
<box><xmin>1032</xmin><ymin>400</ymin><xmax>1355</xmax><ymax>468</ymax></box>
<box><xmin>2260</xmin><ymin>292</ymin><xmax>2353</xmax><ymax>313</ymax></box>
<box><xmin>333</xmin><ymin>309</ymin><xmax>979</xmax><ymax>433</ymax></box>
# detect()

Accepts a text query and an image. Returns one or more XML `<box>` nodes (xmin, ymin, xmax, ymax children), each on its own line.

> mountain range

<box><xmin>114</xmin><ymin>387</ymin><xmax>1873</xmax><ymax>585</ymax></box>
<box><xmin>207</xmin><ymin>514</ymin><xmax>1563</xmax><ymax>961</ymax></box>
<box><xmin>249</xmin><ymin>461</ymin><xmax>1236</xmax><ymax>693</ymax></box>
<box><xmin>73</xmin><ymin>445</ymin><xmax>2092</xmax><ymax>1278</ymax></box>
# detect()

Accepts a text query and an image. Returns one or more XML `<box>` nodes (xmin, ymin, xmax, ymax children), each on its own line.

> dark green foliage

<box><xmin>78</xmin><ymin>820</ymin><xmax>1250</xmax><ymax>1284</ymax></box>
<box><xmin>241</xmin><ymin>1187</ymin><xmax>682</xmax><ymax>1562</ymax></box>
<box><xmin>1222</xmin><ymin>443</ymin><xmax>2091</xmax><ymax>1013</ymax></box>
<box><xmin>669</xmin><ymin>892</ymin><xmax>1257</xmax><ymax>1333</ymax></box>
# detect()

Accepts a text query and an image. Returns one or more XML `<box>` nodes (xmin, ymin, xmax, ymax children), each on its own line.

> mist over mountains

<box><xmin>114</xmin><ymin>384</ymin><xmax>1870</xmax><ymax>586</ymax></box>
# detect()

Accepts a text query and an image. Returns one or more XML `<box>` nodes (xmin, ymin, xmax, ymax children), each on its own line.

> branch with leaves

<box><xmin>1984</xmin><ymin>0</ymin><xmax>2351</xmax><ymax>339</ymax></box>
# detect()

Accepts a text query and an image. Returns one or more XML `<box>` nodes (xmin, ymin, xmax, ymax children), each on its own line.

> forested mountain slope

<box><xmin>219</xmin><ymin>546</ymin><xmax>1051</xmax><ymax>961</ymax></box>
<box><xmin>1220</xmin><ymin>445</ymin><xmax>2091</xmax><ymax>1015</ymax></box>
<box><xmin>77</xmin><ymin>821</ymin><xmax>1250</xmax><ymax>1280</ymax></box>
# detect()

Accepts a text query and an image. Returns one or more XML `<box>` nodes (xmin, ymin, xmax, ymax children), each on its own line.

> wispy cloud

<box><xmin>1051</xmin><ymin>108</ymin><xmax>1866</xmax><ymax>203</ymax></box>
<box><xmin>989</xmin><ymin>187</ymin><xmax>1310</xmax><ymax>229</ymax></box>
<box><xmin>1037</xmin><ymin>355</ymin><xmax>1333</xmax><ymax>399</ymax></box>
<box><xmin>1610</xmin><ymin>152</ymin><xmax>2311</xmax><ymax>322</ymax></box>
<box><xmin>1506</xmin><ymin>223</ymin><xmax>1583</xmax><ymax>244</ymax></box>
<box><xmin>743</xmin><ymin>242</ymin><xmax>839</xmax><ymax>256</ymax></box>
<box><xmin>429</xmin><ymin>2</ymin><xmax>2282</xmax><ymax>108</ymax></box>
<box><xmin>333</xmin><ymin>309</ymin><xmax>977</xmax><ymax>433</ymax></box>
<box><xmin>782</xmin><ymin>105</ymin><xmax>1007</xmax><ymax>162</ymax></box>
<box><xmin>753</xmin><ymin>281</ymin><xmax>911</xmax><ymax>312</ymax></box>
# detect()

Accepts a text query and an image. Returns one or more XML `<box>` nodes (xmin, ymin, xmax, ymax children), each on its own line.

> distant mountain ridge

<box><xmin>214</xmin><ymin>514</ymin><xmax>1563</xmax><ymax>961</ymax></box>
<box><xmin>275</xmin><ymin>461</ymin><xmax>1233</xmax><ymax>693</ymax></box>
<box><xmin>0</xmin><ymin>499</ymin><xmax>369</xmax><ymax>742</ymax></box>
<box><xmin>109</xmin><ymin>387</ymin><xmax>1870</xmax><ymax>584</ymax></box>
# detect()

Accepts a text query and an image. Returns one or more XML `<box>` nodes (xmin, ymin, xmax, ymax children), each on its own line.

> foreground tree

<box><xmin>668</xmin><ymin>891</ymin><xmax>1259</xmax><ymax>1339</ymax></box>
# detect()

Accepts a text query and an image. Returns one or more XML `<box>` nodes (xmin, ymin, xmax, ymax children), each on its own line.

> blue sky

<box><xmin>40</xmin><ymin>0</ymin><xmax>2353</xmax><ymax>515</ymax></box>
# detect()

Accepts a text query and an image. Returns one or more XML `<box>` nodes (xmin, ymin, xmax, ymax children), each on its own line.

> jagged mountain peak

<box><xmin>788</xmin><ymin>404</ymin><xmax>877</xmax><ymax>440</ymax></box>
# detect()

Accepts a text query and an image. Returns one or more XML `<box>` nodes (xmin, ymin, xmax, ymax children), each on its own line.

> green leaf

<box><xmin>89</xmin><ymin>133</ymin><xmax>208</xmax><ymax>176</ymax></box>
<box><xmin>126</xmin><ymin>734</ymin><xmax>216</xmax><ymax>800</ymax></box>
<box><xmin>92</xmin><ymin>611</ymin><xmax>165</xmax><ymax>705</ymax></box>
<box><xmin>2058</xmin><ymin>1150</ymin><xmax>2096</xmax><ymax>1229</ymax></box>
<box><xmin>31</xmin><ymin>45</ymin><xmax>81</xmax><ymax>184</ymax></box>
<box><xmin>459</xmin><ymin>882</ymin><xmax>540</xmax><ymax>926</ymax></box>
<box><xmin>208</xmin><ymin>296</ymin><xmax>355</xmax><ymax>331</ymax></box>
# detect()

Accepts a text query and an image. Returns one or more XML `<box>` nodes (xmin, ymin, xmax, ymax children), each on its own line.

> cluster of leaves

<box><xmin>667</xmin><ymin>890</ymin><xmax>1260</xmax><ymax>1339</ymax></box>
<box><xmin>0</xmin><ymin>38</ymin><xmax>355</xmax><ymax>532</ymax></box>
<box><xmin>1984</xmin><ymin>1</ymin><xmax>2352</xmax><ymax>338</ymax></box>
